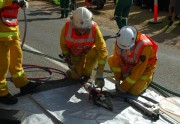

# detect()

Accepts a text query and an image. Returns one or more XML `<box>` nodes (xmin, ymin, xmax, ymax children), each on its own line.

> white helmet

<box><xmin>72</xmin><ymin>7</ymin><xmax>93</xmax><ymax>29</ymax></box>
<box><xmin>116</xmin><ymin>26</ymin><xmax>137</xmax><ymax>50</ymax></box>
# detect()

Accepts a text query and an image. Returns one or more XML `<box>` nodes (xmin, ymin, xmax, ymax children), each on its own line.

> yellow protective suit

<box><xmin>108</xmin><ymin>33</ymin><xmax>157</xmax><ymax>96</ymax></box>
<box><xmin>0</xmin><ymin>0</ymin><xmax>28</xmax><ymax>96</ymax></box>
<box><xmin>60</xmin><ymin>23</ymin><xmax>108</xmax><ymax>79</ymax></box>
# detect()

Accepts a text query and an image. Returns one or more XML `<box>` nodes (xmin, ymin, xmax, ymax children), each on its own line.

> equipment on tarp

<box><xmin>105</xmin><ymin>77</ymin><xmax>180</xmax><ymax>123</ymax></box>
<box><xmin>59</xmin><ymin>54</ymin><xmax>113</xmax><ymax>111</ymax></box>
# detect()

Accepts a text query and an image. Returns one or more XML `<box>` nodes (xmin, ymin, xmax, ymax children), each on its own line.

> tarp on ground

<box><xmin>0</xmin><ymin>79</ymin><xmax>179</xmax><ymax>124</ymax></box>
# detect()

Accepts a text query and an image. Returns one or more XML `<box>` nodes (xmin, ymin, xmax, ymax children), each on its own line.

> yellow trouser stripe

<box><xmin>126</xmin><ymin>77</ymin><xmax>136</xmax><ymax>84</ymax></box>
<box><xmin>112</xmin><ymin>67</ymin><xmax>121</xmax><ymax>72</ymax></box>
<box><xmin>0</xmin><ymin>32</ymin><xmax>19</xmax><ymax>38</ymax></box>
<box><xmin>63</xmin><ymin>51</ymin><xmax>69</xmax><ymax>56</ymax></box>
<box><xmin>98</xmin><ymin>60</ymin><xmax>106</xmax><ymax>65</ymax></box>
<box><xmin>0</xmin><ymin>2</ymin><xmax>3</xmax><ymax>8</ymax></box>
<box><xmin>71</xmin><ymin>56</ymin><xmax>78</xmax><ymax>61</ymax></box>
<box><xmin>12</xmin><ymin>70</ymin><xmax>25</xmax><ymax>78</ymax></box>
<box><xmin>0</xmin><ymin>82</ymin><xmax>7</xmax><ymax>89</ymax></box>
<box><xmin>140</xmin><ymin>75</ymin><xmax>152</xmax><ymax>81</ymax></box>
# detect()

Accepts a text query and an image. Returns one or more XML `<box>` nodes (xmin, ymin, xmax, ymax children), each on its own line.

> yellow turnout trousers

<box><xmin>70</xmin><ymin>46</ymin><xmax>98</xmax><ymax>80</ymax></box>
<box><xmin>108</xmin><ymin>54</ymin><xmax>154</xmax><ymax>96</ymax></box>
<box><xmin>0</xmin><ymin>40</ymin><xmax>28</xmax><ymax>96</ymax></box>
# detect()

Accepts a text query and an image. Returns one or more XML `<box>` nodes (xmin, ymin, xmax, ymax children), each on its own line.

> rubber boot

<box><xmin>20</xmin><ymin>81</ymin><xmax>41</xmax><ymax>96</ymax></box>
<box><xmin>60</xmin><ymin>10</ymin><xmax>65</xmax><ymax>18</ymax></box>
<box><xmin>65</xmin><ymin>10</ymin><xmax>68</xmax><ymax>18</ymax></box>
<box><xmin>0</xmin><ymin>93</ymin><xmax>18</xmax><ymax>105</ymax></box>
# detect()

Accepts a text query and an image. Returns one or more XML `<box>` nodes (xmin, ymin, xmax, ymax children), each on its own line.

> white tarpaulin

<box><xmin>0</xmin><ymin>79</ymin><xmax>179</xmax><ymax>124</ymax></box>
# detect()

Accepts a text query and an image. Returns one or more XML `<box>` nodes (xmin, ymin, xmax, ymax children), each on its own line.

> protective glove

<box><xmin>115</xmin><ymin>80</ymin><xmax>120</xmax><ymax>91</ymax></box>
<box><xmin>13</xmin><ymin>0</ymin><xmax>28</xmax><ymax>9</ymax></box>
<box><xmin>95</xmin><ymin>70</ymin><xmax>104</xmax><ymax>88</ymax></box>
<box><xmin>115</xmin><ymin>80</ymin><xmax>126</xmax><ymax>93</ymax></box>
<box><xmin>63</xmin><ymin>54</ymin><xmax>73</xmax><ymax>66</ymax></box>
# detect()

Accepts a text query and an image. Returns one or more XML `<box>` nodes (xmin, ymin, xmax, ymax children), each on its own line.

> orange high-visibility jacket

<box><xmin>0</xmin><ymin>3</ymin><xmax>19</xmax><ymax>26</ymax></box>
<box><xmin>116</xmin><ymin>33</ymin><xmax>158</xmax><ymax>78</ymax></box>
<box><xmin>113</xmin><ymin>32</ymin><xmax>158</xmax><ymax>85</ymax></box>
<box><xmin>0</xmin><ymin>1</ymin><xmax>20</xmax><ymax>41</ymax></box>
<box><xmin>60</xmin><ymin>19</ymin><xmax>108</xmax><ymax>70</ymax></box>
<box><xmin>64</xmin><ymin>19</ymin><xmax>96</xmax><ymax>55</ymax></box>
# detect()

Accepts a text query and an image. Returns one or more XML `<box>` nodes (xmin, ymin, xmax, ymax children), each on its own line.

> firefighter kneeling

<box><xmin>60</xmin><ymin>7</ymin><xmax>108</xmax><ymax>88</ymax></box>
<box><xmin>108</xmin><ymin>26</ymin><xmax>158</xmax><ymax>96</ymax></box>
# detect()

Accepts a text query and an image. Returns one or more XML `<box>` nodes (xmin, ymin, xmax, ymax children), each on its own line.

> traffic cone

<box><xmin>149</xmin><ymin>0</ymin><xmax>162</xmax><ymax>24</ymax></box>
<box><xmin>86</xmin><ymin>0</ymin><xmax>90</xmax><ymax>8</ymax></box>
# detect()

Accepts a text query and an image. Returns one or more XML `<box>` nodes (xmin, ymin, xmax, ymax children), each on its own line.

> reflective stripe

<box><xmin>114</xmin><ymin>16</ymin><xmax>127</xmax><ymax>20</ymax></box>
<box><xmin>71</xmin><ymin>56</ymin><xmax>78</xmax><ymax>61</ymax></box>
<box><xmin>66</xmin><ymin>21</ymin><xmax>95</xmax><ymax>43</ymax></box>
<box><xmin>63</xmin><ymin>51</ymin><xmax>69</xmax><ymax>55</ymax></box>
<box><xmin>0</xmin><ymin>32</ymin><xmax>19</xmax><ymax>38</ymax></box>
<box><xmin>0</xmin><ymin>82</ymin><xmax>7</xmax><ymax>89</ymax></box>
<box><xmin>112</xmin><ymin>67</ymin><xmax>121</xmax><ymax>72</ymax></box>
<box><xmin>11</xmin><ymin>70</ymin><xmax>25</xmax><ymax>78</ymax></box>
<box><xmin>0</xmin><ymin>2</ymin><xmax>3</xmax><ymax>8</ymax></box>
<box><xmin>60</xmin><ymin>8</ymin><xmax>70</xmax><ymax>10</ymax></box>
<box><xmin>121</xmin><ymin>16</ymin><xmax>127</xmax><ymax>20</ymax></box>
<box><xmin>140</xmin><ymin>75</ymin><xmax>152</xmax><ymax>81</ymax></box>
<box><xmin>1</xmin><ymin>17</ymin><xmax>18</xmax><ymax>26</ymax></box>
<box><xmin>98</xmin><ymin>60</ymin><xmax>106</xmax><ymax>65</ymax></box>
<box><xmin>126</xmin><ymin>77</ymin><xmax>136</xmax><ymax>84</ymax></box>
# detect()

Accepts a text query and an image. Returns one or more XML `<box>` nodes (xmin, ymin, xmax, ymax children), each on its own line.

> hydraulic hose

<box><xmin>21</xmin><ymin>8</ymin><xmax>27</xmax><ymax>48</ymax></box>
<box><xmin>19</xmin><ymin>8</ymin><xmax>66</xmax><ymax>82</ymax></box>
<box><xmin>151</xmin><ymin>81</ymin><xmax>180</xmax><ymax>97</ymax></box>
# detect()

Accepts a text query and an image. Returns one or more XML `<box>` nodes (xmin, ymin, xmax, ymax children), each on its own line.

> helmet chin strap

<box><xmin>75</xmin><ymin>28</ymin><xmax>90</xmax><ymax>35</ymax></box>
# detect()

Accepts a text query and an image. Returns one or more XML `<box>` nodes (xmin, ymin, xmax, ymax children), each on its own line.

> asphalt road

<box><xmin>18</xmin><ymin>8</ymin><xmax>180</xmax><ymax>95</ymax></box>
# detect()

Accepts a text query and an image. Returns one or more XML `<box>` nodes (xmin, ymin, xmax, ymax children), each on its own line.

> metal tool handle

<box><xmin>127</xmin><ymin>99</ymin><xmax>159</xmax><ymax>121</ymax></box>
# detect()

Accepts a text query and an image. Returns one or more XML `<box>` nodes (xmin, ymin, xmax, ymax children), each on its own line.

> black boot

<box><xmin>0</xmin><ymin>93</ymin><xmax>18</xmax><ymax>105</ymax></box>
<box><xmin>169</xmin><ymin>21</ymin><xmax>173</xmax><ymax>26</ymax></box>
<box><xmin>20</xmin><ymin>81</ymin><xmax>41</xmax><ymax>96</ymax></box>
<box><xmin>65</xmin><ymin>10</ymin><xmax>68</xmax><ymax>18</ymax></box>
<box><xmin>81</xmin><ymin>75</ymin><xmax>95</xmax><ymax>85</ymax></box>
<box><xmin>81</xmin><ymin>75</ymin><xmax>90</xmax><ymax>84</ymax></box>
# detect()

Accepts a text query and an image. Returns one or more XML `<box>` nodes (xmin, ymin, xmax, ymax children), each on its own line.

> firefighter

<box><xmin>114</xmin><ymin>0</ymin><xmax>133</xmax><ymax>32</ymax></box>
<box><xmin>60</xmin><ymin>7</ymin><xmax>108</xmax><ymax>89</ymax></box>
<box><xmin>108</xmin><ymin>26</ymin><xmax>158</xmax><ymax>96</ymax></box>
<box><xmin>60</xmin><ymin>0</ymin><xmax>69</xmax><ymax>18</ymax></box>
<box><xmin>0</xmin><ymin>0</ymin><xmax>40</xmax><ymax>105</ymax></box>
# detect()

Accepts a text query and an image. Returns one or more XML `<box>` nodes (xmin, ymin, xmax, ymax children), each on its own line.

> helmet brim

<box><xmin>117</xmin><ymin>42</ymin><xmax>135</xmax><ymax>50</ymax></box>
<box><xmin>116</xmin><ymin>26</ymin><xmax>137</xmax><ymax>50</ymax></box>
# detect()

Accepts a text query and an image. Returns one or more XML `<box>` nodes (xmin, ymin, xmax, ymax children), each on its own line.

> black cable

<box><xmin>151</xmin><ymin>81</ymin><xmax>180</xmax><ymax>97</ymax></box>
<box><xmin>19</xmin><ymin>9</ymin><xmax>67</xmax><ymax>82</ymax></box>
<box><xmin>150</xmin><ymin>83</ymin><xmax>170</xmax><ymax>97</ymax></box>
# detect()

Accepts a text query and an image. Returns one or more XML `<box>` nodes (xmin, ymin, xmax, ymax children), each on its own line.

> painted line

<box><xmin>23</xmin><ymin>44</ymin><xmax>69</xmax><ymax>70</ymax></box>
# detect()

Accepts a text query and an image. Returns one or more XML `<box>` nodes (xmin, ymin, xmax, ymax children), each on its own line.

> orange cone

<box><xmin>149</xmin><ymin>0</ymin><xmax>162</xmax><ymax>24</ymax></box>
<box><xmin>86</xmin><ymin>0</ymin><xmax>90</xmax><ymax>8</ymax></box>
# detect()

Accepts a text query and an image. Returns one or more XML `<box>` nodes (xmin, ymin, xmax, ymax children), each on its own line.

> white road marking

<box><xmin>23</xmin><ymin>44</ymin><xmax>69</xmax><ymax>70</ymax></box>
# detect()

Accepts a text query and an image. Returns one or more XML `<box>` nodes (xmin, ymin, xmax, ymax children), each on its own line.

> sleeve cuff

<box><xmin>119</xmin><ymin>80</ymin><xmax>133</xmax><ymax>92</ymax></box>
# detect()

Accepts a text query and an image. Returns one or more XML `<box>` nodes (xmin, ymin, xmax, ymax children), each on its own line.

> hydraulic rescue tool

<box><xmin>59</xmin><ymin>54</ymin><xmax>113</xmax><ymax>111</ymax></box>
<box><xmin>103</xmin><ymin>91</ymin><xmax>160</xmax><ymax>121</ymax></box>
